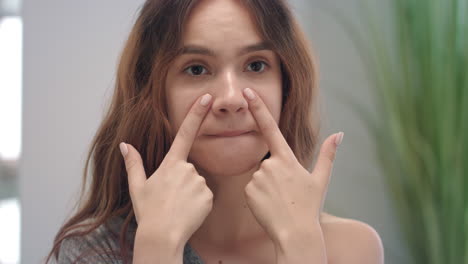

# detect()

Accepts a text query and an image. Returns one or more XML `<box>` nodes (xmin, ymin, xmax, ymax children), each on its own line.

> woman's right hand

<box><xmin>119</xmin><ymin>93</ymin><xmax>214</xmax><ymax>245</ymax></box>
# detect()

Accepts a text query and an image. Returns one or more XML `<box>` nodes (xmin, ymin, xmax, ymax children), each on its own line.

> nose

<box><xmin>210</xmin><ymin>70</ymin><xmax>248</xmax><ymax>116</ymax></box>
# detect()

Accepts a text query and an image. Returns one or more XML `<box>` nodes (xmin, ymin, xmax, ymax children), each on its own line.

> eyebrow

<box><xmin>180</xmin><ymin>41</ymin><xmax>273</xmax><ymax>57</ymax></box>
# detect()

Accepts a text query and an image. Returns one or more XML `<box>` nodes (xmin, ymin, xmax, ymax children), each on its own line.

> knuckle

<box><xmin>250</xmin><ymin>98</ymin><xmax>261</xmax><ymax>110</ymax></box>
<box><xmin>192</xmin><ymin>104</ymin><xmax>207</xmax><ymax>117</ymax></box>
<box><xmin>206</xmin><ymin>188</ymin><xmax>213</xmax><ymax>198</ymax></box>
<box><xmin>162</xmin><ymin>156</ymin><xmax>176</xmax><ymax>167</ymax></box>
<box><xmin>283</xmin><ymin>155</ymin><xmax>298</xmax><ymax>167</ymax></box>
<box><xmin>177</xmin><ymin>125</ymin><xmax>192</xmax><ymax>141</ymax></box>
<box><xmin>252</xmin><ymin>171</ymin><xmax>262</xmax><ymax>180</ymax></box>
<box><xmin>244</xmin><ymin>182</ymin><xmax>254</xmax><ymax>195</ymax></box>
<box><xmin>244</xmin><ymin>183</ymin><xmax>251</xmax><ymax>194</ymax></box>
<box><xmin>206</xmin><ymin>193</ymin><xmax>214</xmax><ymax>209</ymax></box>
<box><xmin>323</xmin><ymin>148</ymin><xmax>337</xmax><ymax>163</ymax></box>
<box><xmin>275</xmin><ymin>151</ymin><xmax>287</xmax><ymax>160</ymax></box>
<box><xmin>163</xmin><ymin>158</ymin><xmax>177</xmax><ymax>169</ymax></box>
<box><xmin>125</xmin><ymin>158</ymin><xmax>140</xmax><ymax>172</ymax></box>
<box><xmin>261</xmin><ymin>158</ymin><xmax>271</xmax><ymax>166</ymax></box>
<box><xmin>186</xmin><ymin>163</ymin><xmax>197</xmax><ymax>173</ymax></box>
<box><xmin>260</xmin><ymin>160</ymin><xmax>271</xmax><ymax>171</ymax></box>
<box><xmin>259</xmin><ymin>118</ymin><xmax>277</xmax><ymax>132</ymax></box>
<box><xmin>197</xmin><ymin>175</ymin><xmax>206</xmax><ymax>184</ymax></box>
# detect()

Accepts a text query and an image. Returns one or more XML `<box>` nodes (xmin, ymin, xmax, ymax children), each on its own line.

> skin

<box><xmin>122</xmin><ymin>0</ymin><xmax>384</xmax><ymax>262</ymax></box>
<box><xmin>165</xmin><ymin>0</ymin><xmax>282</xmax><ymax>248</ymax></box>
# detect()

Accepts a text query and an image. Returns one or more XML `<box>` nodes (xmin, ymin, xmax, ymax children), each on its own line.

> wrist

<box><xmin>135</xmin><ymin>223</ymin><xmax>186</xmax><ymax>253</ymax></box>
<box><xmin>133</xmin><ymin>225</ymin><xmax>185</xmax><ymax>264</ymax></box>
<box><xmin>273</xmin><ymin>223</ymin><xmax>325</xmax><ymax>253</ymax></box>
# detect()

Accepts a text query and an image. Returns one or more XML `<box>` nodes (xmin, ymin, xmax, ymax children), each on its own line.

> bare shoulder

<box><xmin>319</xmin><ymin>212</ymin><xmax>384</xmax><ymax>264</ymax></box>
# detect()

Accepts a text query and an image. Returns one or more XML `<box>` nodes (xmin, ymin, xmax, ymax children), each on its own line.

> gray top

<box><xmin>57</xmin><ymin>216</ymin><xmax>204</xmax><ymax>264</ymax></box>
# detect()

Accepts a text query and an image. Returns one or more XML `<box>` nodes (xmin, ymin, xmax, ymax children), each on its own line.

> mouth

<box><xmin>208</xmin><ymin>130</ymin><xmax>253</xmax><ymax>137</ymax></box>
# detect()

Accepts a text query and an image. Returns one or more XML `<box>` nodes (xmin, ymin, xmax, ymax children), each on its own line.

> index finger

<box><xmin>167</xmin><ymin>93</ymin><xmax>212</xmax><ymax>161</ymax></box>
<box><xmin>242</xmin><ymin>88</ymin><xmax>295</xmax><ymax>159</ymax></box>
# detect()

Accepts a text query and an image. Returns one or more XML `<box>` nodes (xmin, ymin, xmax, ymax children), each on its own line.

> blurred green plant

<box><xmin>330</xmin><ymin>0</ymin><xmax>467</xmax><ymax>263</ymax></box>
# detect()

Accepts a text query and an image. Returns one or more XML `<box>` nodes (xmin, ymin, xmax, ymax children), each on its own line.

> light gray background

<box><xmin>20</xmin><ymin>0</ymin><xmax>409</xmax><ymax>263</ymax></box>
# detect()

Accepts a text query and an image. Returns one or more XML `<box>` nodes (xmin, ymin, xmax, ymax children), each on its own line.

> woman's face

<box><xmin>165</xmin><ymin>0</ymin><xmax>283</xmax><ymax>177</ymax></box>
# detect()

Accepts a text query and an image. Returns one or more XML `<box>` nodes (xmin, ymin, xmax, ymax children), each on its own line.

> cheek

<box><xmin>165</xmin><ymin>93</ymin><xmax>176</xmax><ymax>125</ymax></box>
<box><xmin>166</xmin><ymin>93</ymin><xmax>191</xmax><ymax>134</ymax></box>
<box><xmin>166</xmin><ymin>68</ymin><xmax>188</xmax><ymax>130</ymax></box>
<box><xmin>254</xmin><ymin>69</ymin><xmax>283</xmax><ymax>123</ymax></box>
<box><xmin>166</xmin><ymin>78</ymin><xmax>204</xmax><ymax>130</ymax></box>
<box><xmin>257</xmin><ymin>88</ymin><xmax>282</xmax><ymax>123</ymax></box>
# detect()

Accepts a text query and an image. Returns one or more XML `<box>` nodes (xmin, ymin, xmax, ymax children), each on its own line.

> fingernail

<box><xmin>200</xmin><ymin>94</ymin><xmax>212</xmax><ymax>106</ymax></box>
<box><xmin>335</xmin><ymin>132</ymin><xmax>344</xmax><ymax>146</ymax></box>
<box><xmin>243</xmin><ymin>88</ymin><xmax>256</xmax><ymax>100</ymax></box>
<box><xmin>119</xmin><ymin>142</ymin><xmax>128</xmax><ymax>157</ymax></box>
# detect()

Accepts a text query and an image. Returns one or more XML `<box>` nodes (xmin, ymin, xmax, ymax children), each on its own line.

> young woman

<box><xmin>47</xmin><ymin>0</ymin><xmax>384</xmax><ymax>263</ymax></box>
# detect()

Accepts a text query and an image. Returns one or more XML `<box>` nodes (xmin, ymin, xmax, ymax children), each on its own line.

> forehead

<box><xmin>183</xmin><ymin>0</ymin><xmax>263</xmax><ymax>45</ymax></box>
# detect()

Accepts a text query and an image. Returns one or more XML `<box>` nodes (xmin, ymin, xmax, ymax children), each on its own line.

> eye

<box><xmin>184</xmin><ymin>64</ymin><xmax>208</xmax><ymax>76</ymax></box>
<box><xmin>246</xmin><ymin>61</ymin><xmax>267</xmax><ymax>73</ymax></box>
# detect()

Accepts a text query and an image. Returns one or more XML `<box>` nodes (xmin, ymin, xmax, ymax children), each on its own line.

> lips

<box><xmin>210</xmin><ymin>130</ymin><xmax>252</xmax><ymax>137</ymax></box>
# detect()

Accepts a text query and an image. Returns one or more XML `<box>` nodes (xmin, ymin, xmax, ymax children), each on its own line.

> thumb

<box><xmin>311</xmin><ymin>132</ymin><xmax>344</xmax><ymax>184</ymax></box>
<box><xmin>119</xmin><ymin>142</ymin><xmax>147</xmax><ymax>195</ymax></box>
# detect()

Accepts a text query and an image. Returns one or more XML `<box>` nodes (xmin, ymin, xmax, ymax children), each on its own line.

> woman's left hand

<box><xmin>242</xmin><ymin>87</ymin><xmax>344</xmax><ymax>243</ymax></box>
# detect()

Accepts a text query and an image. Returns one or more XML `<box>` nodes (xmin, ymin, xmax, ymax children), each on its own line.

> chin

<box><xmin>188</xmin><ymin>136</ymin><xmax>268</xmax><ymax>177</ymax></box>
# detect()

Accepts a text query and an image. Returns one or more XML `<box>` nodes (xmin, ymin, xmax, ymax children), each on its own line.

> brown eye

<box><xmin>184</xmin><ymin>65</ymin><xmax>207</xmax><ymax>76</ymax></box>
<box><xmin>247</xmin><ymin>61</ymin><xmax>266</xmax><ymax>72</ymax></box>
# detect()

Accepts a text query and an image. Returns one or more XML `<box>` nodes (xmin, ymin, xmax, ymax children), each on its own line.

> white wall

<box><xmin>20</xmin><ymin>0</ymin><xmax>144</xmax><ymax>263</ymax></box>
<box><xmin>20</xmin><ymin>0</ymin><xmax>409</xmax><ymax>263</ymax></box>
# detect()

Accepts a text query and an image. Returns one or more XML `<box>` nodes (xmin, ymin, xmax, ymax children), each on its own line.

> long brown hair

<box><xmin>46</xmin><ymin>0</ymin><xmax>319</xmax><ymax>263</ymax></box>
